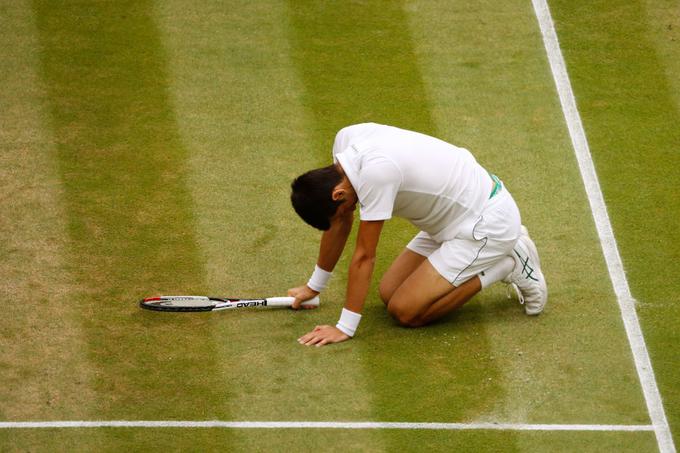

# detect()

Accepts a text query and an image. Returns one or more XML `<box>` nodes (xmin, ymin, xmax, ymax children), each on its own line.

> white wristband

<box><xmin>336</xmin><ymin>308</ymin><xmax>362</xmax><ymax>337</ymax></box>
<box><xmin>307</xmin><ymin>265</ymin><xmax>333</xmax><ymax>292</ymax></box>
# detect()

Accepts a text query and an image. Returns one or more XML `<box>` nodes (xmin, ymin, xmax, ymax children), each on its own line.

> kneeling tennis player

<box><xmin>288</xmin><ymin>123</ymin><xmax>547</xmax><ymax>346</ymax></box>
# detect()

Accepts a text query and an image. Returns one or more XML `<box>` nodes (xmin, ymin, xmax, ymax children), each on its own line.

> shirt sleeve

<box><xmin>332</xmin><ymin>128</ymin><xmax>350</xmax><ymax>162</ymax></box>
<box><xmin>357</xmin><ymin>157</ymin><xmax>402</xmax><ymax>221</ymax></box>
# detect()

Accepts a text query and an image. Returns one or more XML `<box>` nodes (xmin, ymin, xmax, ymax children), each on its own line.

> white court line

<box><xmin>0</xmin><ymin>421</ymin><xmax>654</xmax><ymax>431</ymax></box>
<box><xmin>530</xmin><ymin>0</ymin><xmax>676</xmax><ymax>452</ymax></box>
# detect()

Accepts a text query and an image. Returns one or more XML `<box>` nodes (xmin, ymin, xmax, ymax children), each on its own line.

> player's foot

<box><xmin>504</xmin><ymin>226</ymin><xmax>548</xmax><ymax>315</ymax></box>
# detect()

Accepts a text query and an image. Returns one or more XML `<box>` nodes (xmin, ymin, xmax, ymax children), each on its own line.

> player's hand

<box><xmin>298</xmin><ymin>325</ymin><xmax>350</xmax><ymax>347</ymax></box>
<box><xmin>287</xmin><ymin>285</ymin><xmax>320</xmax><ymax>310</ymax></box>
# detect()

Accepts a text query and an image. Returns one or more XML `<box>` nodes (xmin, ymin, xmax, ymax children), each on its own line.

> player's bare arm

<box><xmin>298</xmin><ymin>220</ymin><xmax>384</xmax><ymax>347</ymax></box>
<box><xmin>344</xmin><ymin>220</ymin><xmax>383</xmax><ymax>313</ymax></box>
<box><xmin>288</xmin><ymin>208</ymin><xmax>354</xmax><ymax>309</ymax></box>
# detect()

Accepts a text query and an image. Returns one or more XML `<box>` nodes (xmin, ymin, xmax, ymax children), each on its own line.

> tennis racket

<box><xmin>139</xmin><ymin>295</ymin><xmax>320</xmax><ymax>312</ymax></box>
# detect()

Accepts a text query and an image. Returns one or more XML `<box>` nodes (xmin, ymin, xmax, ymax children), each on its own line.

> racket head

<box><xmin>139</xmin><ymin>296</ymin><xmax>221</xmax><ymax>312</ymax></box>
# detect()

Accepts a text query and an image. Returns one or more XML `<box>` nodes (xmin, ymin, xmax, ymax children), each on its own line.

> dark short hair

<box><xmin>291</xmin><ymin>164</ymin><xmax>344</xmax><ymax>230</ymax></box>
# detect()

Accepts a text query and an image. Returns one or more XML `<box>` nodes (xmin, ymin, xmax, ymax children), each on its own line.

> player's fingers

<box><xmin>290</xmin><ymin>298</ymin><xmax>302</xmax><ymax>310</ymax></box>
<box><xmin>315</xmin><ymin>338</ymin><xmax>329</xmax><ymax>347</ymax></box>
<box><xmin>297</xmin><ymin>331</ymin><xmax>314</xmax><ymax>343</ymax></box>
<box><xmin>302</xmin><ymin>334</ymin><xmax>322</xmax><ymax>346</ymax></box>
<box><xmin>298</xmin><ymin>329</ymin><xmax>323</xmax><ymax>344</ymax></box>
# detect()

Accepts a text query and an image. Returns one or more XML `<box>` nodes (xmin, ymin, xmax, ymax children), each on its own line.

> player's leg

<box><xmin>387</xmin><ymin>190</ymin><xmax>522</xmax><ymax>326</ymax></box>
<box><xmin>379</xmin><ymin>231</ymin><xmax>439</xmax><ymax>305</ymax></box>
<box><xmin>378</xmin><ymin>249</ymin><xmax>427</xmax><ymax>305</ymax></box>
<box><xmin>388</xmin><ymin>252</ymin><xmax>517</xmax><ymax>326</ymax></box>
<box><xmin>386</xmin><ymin>259</ymin><xmax>481</xmax><ymax>327</ymax></box>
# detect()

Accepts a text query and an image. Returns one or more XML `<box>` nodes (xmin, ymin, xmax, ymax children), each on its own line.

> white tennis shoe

<box><xmin>504</xmin><ymin>226</ymin><xmax>548</xmax><ymax>315</ymax></box>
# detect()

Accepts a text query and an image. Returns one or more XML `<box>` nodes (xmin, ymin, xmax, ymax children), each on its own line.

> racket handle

<box><xmin>266</xmin><ymin>296</ymin><xmax>320</xmax><ymax>307</ymax></box>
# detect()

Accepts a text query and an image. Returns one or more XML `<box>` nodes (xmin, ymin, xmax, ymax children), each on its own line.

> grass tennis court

<box><xmin>1</xmin><ymin>0</ymin><xmax>678</xmax><ymax>451</ymax></box>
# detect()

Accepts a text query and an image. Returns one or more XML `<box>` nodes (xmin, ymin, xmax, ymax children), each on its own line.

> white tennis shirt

<box><xmin>332</xmin><ymin>123</ymin><xmax>493</xmax><ymax>242</ymax></box>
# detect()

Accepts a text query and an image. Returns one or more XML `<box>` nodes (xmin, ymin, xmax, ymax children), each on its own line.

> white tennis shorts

<box><xmin>406</xmin><ymin>185</ymin><xmax>521</xmax><ymax>287</ymax></box>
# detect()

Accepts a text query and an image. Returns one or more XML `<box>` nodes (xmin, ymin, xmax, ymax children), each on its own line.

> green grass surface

<box><xmin>1</xmin><ymin>0</ymin><xmax>677</xmax><ymax>451</ymax></box>
<box><xmin>0</xmin><ymin>428</ymin><xmax>661</xmax><ymax>453</ymax></box>
<box><xmin>550</xmin><ymin>0</ymin><xmax>680</xmax><ymax>443</ymax></box>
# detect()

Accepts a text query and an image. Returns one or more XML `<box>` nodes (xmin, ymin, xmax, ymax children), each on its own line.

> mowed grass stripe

<box><xmin>31</xmin><ymin>0</ymin><xmax>228</xmax><ymax>421</ymax></box>
<box><xmin>287</xmin><ymin>0</ymin><xmax>437</xmax><ymax>143</ymax></box>
<box><xmin>409</xmin><ymin>0</ymin><xmax>653</xmax><ymax>434</ymax></box>
<box><xmin>532</xmin><ymin>0</ymin><xmax>672</xmax><ymax>450</ymax></box>
<box><xmin>0</xmin><ymin>0</ymin><xmax>99</xmax><ymax>426</ymax></box>
<box><xmin>406</xmin><ymin>0</ymin><xmax>648</xmax><ymax>428</ymax></box>
<box><xmin>286</xmin><ymin>1</ymin><xmax>515</xmax><ymax>445</ymax></box>
<box><xmin>549</xmin><ymin>0</ymin><xmax>680</xmax><ymax>446</ymax></box>
<box><xmin>155</xmin><ymin>2</ymin><xmax>385</xmax><ymax>450</ymax></box>
<box><xmin>406</xmin><ymin>0</ymin><xmax>581</xmax><ymax>428</ymax></box>
<box><xmin>643</xmin><ymin>0</ymin><xmax>680</xmax><ymax>110</ymax></box>
<box><xmin>0</xmin><ymin>428</ymin><xmax>661</xmax><ymax>453</ymax></box>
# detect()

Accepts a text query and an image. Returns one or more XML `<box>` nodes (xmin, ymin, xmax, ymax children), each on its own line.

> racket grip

<box><xmin>266</xmin><ymin>296</ymin><xmax>320</xmax><ymax>307</ymax></box>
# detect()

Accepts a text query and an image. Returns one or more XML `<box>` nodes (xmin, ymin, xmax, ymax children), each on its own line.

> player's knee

<box><xmin>387</xmin><ymin>302</ymin><xmax>424</xmax><ymax>328</ymax></box>
<box><xmin>378</xmin><ymin>280</ymin><xmax>393</xmax><ymax>306</ymax></box>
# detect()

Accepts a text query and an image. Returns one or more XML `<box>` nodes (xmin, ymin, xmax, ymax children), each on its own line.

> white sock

<box><xmin>478</xmin><ymin>256</ymin><xmax>515</xmax><ymax>290</ymax></box>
